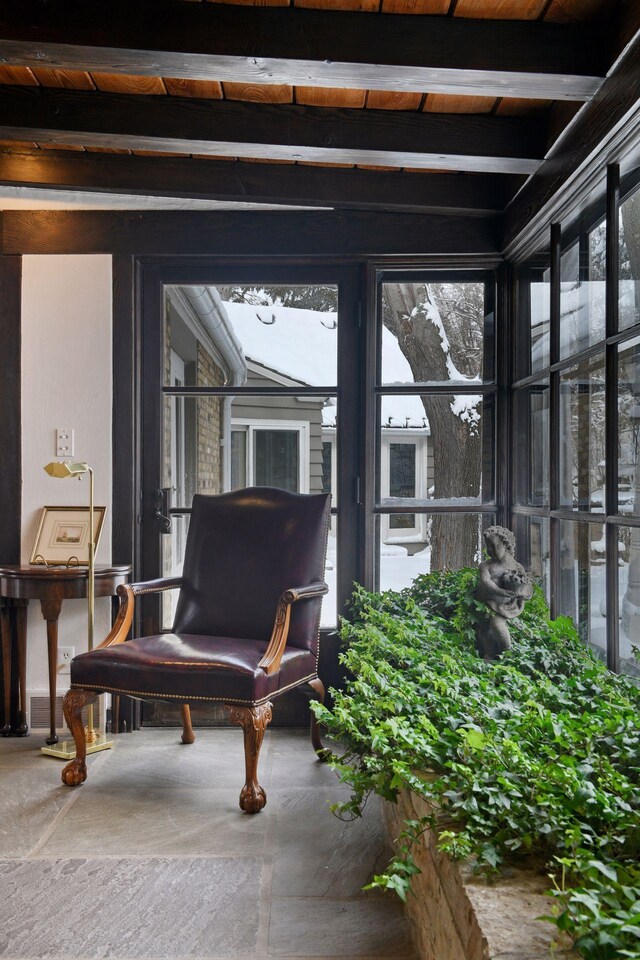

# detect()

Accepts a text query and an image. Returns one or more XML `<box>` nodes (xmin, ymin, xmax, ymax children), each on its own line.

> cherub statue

<box><xmin>474</xmin><ymin>526</ymin><xmax>533</xmax><ymax>659</ymax></box>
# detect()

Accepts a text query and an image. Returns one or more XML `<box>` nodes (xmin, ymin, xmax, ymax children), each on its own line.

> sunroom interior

<box><xmin>1</xmin><ymin>1</ymin><xmax>640</xmax><ymax>958</ymax></box>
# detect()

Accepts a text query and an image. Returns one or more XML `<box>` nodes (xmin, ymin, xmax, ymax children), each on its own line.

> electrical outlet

<box><xmin>56</xmin><ymin>427</ymin><xmax>74</xmax><ymax>458</ymax></box>
<box><xmin>58</xmin><ymin>646</ymin><xmax>75</xmax><ymax>674</ymax></box>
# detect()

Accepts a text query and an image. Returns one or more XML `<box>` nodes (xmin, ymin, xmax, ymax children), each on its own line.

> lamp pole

<box><xmin>41</xmin><ymin>459</ymin><xmax>113</xmax><ymax>758</ymax></box>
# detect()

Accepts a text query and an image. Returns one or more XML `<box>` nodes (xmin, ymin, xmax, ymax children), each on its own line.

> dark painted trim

<box><xmin>0</xmin><ymin>149</ymin><xmax>520</xmax><ymax>216</ymax></box>
<box><xmin>0</xmin><ymin>252</ymin><xmax>21</xmax><ymax>563</ymax></box>
<box><xmin>0</xmin><ymin>210</ymin><xmax>500</xmax><ymax>258</ymax></box>
<box><xmin>502</xmin><ymin>31</ymin><xmax>640</xmax><ymax>256</ymax></box>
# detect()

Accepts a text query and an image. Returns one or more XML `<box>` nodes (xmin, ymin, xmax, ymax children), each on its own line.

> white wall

<box><xmin>21</xmin><ymin>255</ymin><xmax>113</xmax><ymax>694</ymax></box>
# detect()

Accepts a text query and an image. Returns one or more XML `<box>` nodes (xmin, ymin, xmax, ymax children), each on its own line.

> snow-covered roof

<box><xmin>220</xmin><ymin>298</ymin><xmax>428</xmax><ymax>428</ymax></box>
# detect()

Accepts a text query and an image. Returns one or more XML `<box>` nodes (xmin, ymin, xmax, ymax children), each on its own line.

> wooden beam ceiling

<box><xmin>0</xmin><ymin>148</ymin><xmax>520</xmax><ymax>215</ymax></box>
<box><xmin>502</xmin><ymin>26</ymin><xmax>640</xmax><ymax>254</ymax></box>
<box><xmin>0</xmin><ymin>0</ymin><xmax>605</xmax><ymax>102</ymax></box>
<box><xmin>0</xmin><ymin>209</ymin><xmax>500</xmax><ymax>257</ymax></box>
<box><xmin>0</xmin><ymin>86</ymin><xmax>544</xmax><ymax>174</ymax></box>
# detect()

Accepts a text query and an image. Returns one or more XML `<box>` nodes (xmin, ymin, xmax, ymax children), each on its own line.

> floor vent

<box><xmin>28</xmin><ymin>692</ymin><xmax>102</xmax><ymax>731</ymax></box>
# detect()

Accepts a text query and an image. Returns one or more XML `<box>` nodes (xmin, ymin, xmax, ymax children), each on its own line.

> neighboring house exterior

<box><xmin>164</xmin><ymin>286</ymin><xmax>432</xmax><ymax>557</ymax></box>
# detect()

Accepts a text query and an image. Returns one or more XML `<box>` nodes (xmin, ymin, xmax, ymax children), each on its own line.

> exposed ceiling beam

<box><xmin>0</xmin><ymin>86</ymin><xmax>543</xmax><ymax>176</ymax></box>
<box><xmin>502</xmin><ymin>27</ymin><xmax>640</xmax><ymax>256</ymax></box>
<box><xmin>0</xmin><ymin>0</ymin><xmax>605</xmax><ymax>102</ymax></box>
<box><xmin>0</xmin><ymin>148</ymin><xmax>522</xmax><ymax>215</ymax></box>
<box><xmin>0</xmin><ymin>209</ymin><xmax>499</xmax><ymax>257</ymax></box>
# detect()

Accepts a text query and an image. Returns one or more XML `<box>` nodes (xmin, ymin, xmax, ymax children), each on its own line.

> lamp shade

<box><xmin>44</xmin><ymin>461</ymin><xmax>90</xmax><ymax>479</ymax></box>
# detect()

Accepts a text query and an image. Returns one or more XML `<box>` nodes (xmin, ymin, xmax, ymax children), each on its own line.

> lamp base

<box><xmin>41</xmin><ymin>735</ymin><xmax>114</xmax><ymax>760</ymax></box>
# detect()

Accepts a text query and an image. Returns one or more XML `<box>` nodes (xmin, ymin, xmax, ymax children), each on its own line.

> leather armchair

<box><xmin>60</xmin><ymin>487</ymin><xmax>331</xmax><ymax>813</ymax></box>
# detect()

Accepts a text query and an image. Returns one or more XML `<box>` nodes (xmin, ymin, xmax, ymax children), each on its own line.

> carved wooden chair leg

<box><xmin>225</xmin><ymin>703</ymin><xmax>272</xmax><ymax>813</ymax></box>
<box><xmin>180</xmin><ymin>704</ymin><xmax>196</xmax><ymax>744</ymax></box>
<box><xmin>308</xmin><ymin>677</ymin><xmax>330</xmax><ymax>762</ymax></box>
<box><xmin>61</xmin><ymin>688</ymin><xmax>98</xmax><ymax>786</ymax></box>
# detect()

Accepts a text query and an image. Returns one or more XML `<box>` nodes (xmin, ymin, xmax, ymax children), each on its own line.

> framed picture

<box><xmin>29</xmin><ymin>506</ymin><xmax>107</xmax><ymax>566</ymax></box>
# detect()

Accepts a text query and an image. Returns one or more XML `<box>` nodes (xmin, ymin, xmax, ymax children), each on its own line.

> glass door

<box><xmin>139</xmin><ymin>264</ymin><xmax>362</xmax><ymax>720</ymax></box>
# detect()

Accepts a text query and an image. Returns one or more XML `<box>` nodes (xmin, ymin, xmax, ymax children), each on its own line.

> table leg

<box><xmin>1</xmin><ymin>602</ymin><xmax>12</xmax><ymax>736</ymax></box>
<box><xmin>41</xmin><ymin>598</ymin><xmax>63</xmax><ymax>746</ymax></box>
<box><xmin>14</xmin><ymin>600</ymin><xmax>28</xmax><ymax>737</ymax></box>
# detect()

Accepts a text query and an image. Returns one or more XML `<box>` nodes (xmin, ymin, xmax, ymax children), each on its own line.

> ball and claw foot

<box><xmin>239</xmin><ymin>783</ymin><xmax>267</xmax><ymax>814</ymax></box>
<box><xmin>61</xmin><ymin>758</ymin><xmax>87</xmax><ymax>786</ymax></box>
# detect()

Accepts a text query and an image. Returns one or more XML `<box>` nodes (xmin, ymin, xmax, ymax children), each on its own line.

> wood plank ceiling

<box><xmin>0</xmin><ymin>0</ymin><xmax>629</xmax><ymax>216</ymax></box>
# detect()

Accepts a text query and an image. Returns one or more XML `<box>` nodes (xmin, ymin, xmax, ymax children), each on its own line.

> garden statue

<box><xmin>475</xmin><ymin>526</ymin><xmax>533</xmax><ymax>659</ymax></box>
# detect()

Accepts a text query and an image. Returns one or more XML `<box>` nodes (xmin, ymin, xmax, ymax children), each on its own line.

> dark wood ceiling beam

<box><xmin>0</xmin><ymin>209</ymin><xmax>499</xmax><ymax>257</ymax></box>
<box><xmin>0</xmin><ymin>148</ymin><xmax>522</xmax><ymax>215</ymax></box>
<box><xmin>0</xmin><ymin>0</ymin><xmax>605</xmax><ymax>102</ymax></box>
<box><xmin>502</xmin><ymin>28</ymin><xmax>640</xmax><ymax>256</ymax></box>
<box><xmin>0</xmin><ymin>86</ymin><xmax>543</xmax><ymax>175</ymax></box>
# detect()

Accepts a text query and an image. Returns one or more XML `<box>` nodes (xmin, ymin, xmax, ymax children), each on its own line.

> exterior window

<box><xmin>512</xmin><ymin>169</ymin><xmax>640</xmax><ymax>675</ymax></box>
<box><xmin>254</xmin><ymin>429</ymin><xmax>299</xmax><ymax>492</ymax></box>
<box><xmin>619</xmin><ymin>185</ymin><xmax>640</xmax><ymax>331</ymax></box>
<box><xmin>376</xmin><ymin>275</ymin><xmax>495</xmax><ymax>585</ymax></box>
<box><xmin>389</xmin><ymin>443</ymin><xmax>416</xmax><ymax>529</ymax></box>
<box><xmin>231</xmin><ymin>420</ymin><xmax>309</xmax><ymax>493</ymax></box>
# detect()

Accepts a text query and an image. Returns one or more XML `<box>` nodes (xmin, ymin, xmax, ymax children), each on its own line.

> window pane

<box><xmin>559</xmin><ymin>225</ymin><xmax>606</xmax><ymax>360</ymax></box>
<box><xmin>558</xmin><ymin>520</ymin><xmax>606</xmax><ymax>661</ymax></box>
<box><xmin>530</xmin><ymin>266</ymin><xmax>551</xmax><ymax>374</ymax></box>
<box><xmin>377</xmin><ymin>513</ymin><xmax>495</xmax><ymax>592</ymax></box>
<box><xmin>513</xmin><ymin>515</ymin><xmax>550</xmax><ymax>602</ymax></box>
<box><xmin>379</xmin><ymin>394</ymin><xmax>489</xmax><ymax>505</ymax></box>
<box><xmin>618</xmin><ymin>525</ymin><xmax>640</xmax><ymax>679</ymax></box>
<box><xmin>381</xmin><ymin>281</ymin><xmax>485</xmax><ymax>384</ymax></box>
<box><xmin>161</xmin><ymin>513</ymin><xmax>190</xmax><ymax>630</ymax></box>
<box><xmin>164</xmin><ymin>396</ymin><xmax>336</xmax><ymax>505</ymax></box>
<box><xmin>322</xmin><ymin>518</ymin><xmax>338</xmax><ymax>629</ymax></box>
<box><xmin>164</xmin><ymin>284</ymin><xmax>338</xmax><ymax>387</ymax></box>
<box><xmin>618</xmin><ymin>337</ymin><xmax>640</xmax><ymax>514</ymax></box>
<box><xmin>254</xmin><ymin>429</ymin><xmax>299</xmax><ymax>492</ymax></box>
<box><xmin>559</xmin><ymin>354</ymin><xmax>606</xmax><ymax>512</ymax></box>
<box><xmin>389</xmin><ymin>443</ymin><xmax>416</xmax><ymax>529</ymax></box>
<box><xmin>619</xmin><ymin>186</ymin><xmax>640</xmax><ymax>331</ymax></box>
<box><xmin>514</xmin><ymin>382</ymin><xmax>549</xmax><ymax>507</ymax></box>
<box><xmin>231</xmin><ymin>430</ymin><xmax>247</xmax><ymax>491</ymax></box>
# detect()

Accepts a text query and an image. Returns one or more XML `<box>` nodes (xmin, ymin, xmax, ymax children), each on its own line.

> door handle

<box><xmin>152</xmin><ymin>488</ymin><xmax>172</xmax><ymax>534</ymax></box>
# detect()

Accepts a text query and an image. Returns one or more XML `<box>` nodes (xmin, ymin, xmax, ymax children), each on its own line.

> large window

<box><xmin>162</xmin><ymin>282</ymin><xmax>339</xmax><ymax>626</ymax></box>
<box><xmin>513</xmin><ymin>168</ymin><xmax>640</xmax><ymax>678</ymax></box>
<box><xmin>375</xmin><ymin>274</ymin><xmax>496</xmax><ymax>592</ymax></box>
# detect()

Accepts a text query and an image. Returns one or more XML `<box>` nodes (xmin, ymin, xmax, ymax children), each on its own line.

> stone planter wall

<box><xmin>384</xmin><ymin>790</ymin><xmax>578</xmax><ymax>960</ymax></box>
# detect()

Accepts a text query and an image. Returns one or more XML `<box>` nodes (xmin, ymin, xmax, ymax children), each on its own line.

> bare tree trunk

<box><xmin>383</xmin><ymin>283</ymin><xmax>482</xmax><ymax>570</ymax></box>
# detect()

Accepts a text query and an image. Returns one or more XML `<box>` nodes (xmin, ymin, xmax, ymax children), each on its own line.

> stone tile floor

<box><xmin>0</xmin><ymin>728</ymin><xmax>416</xmax><ymax>960</ymax></box>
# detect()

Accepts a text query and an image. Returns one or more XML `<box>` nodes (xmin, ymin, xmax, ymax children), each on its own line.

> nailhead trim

<box><xmin>70</xmin><ymin>672</ymin><xmax>319</xmax><ymax>706</ymax></box>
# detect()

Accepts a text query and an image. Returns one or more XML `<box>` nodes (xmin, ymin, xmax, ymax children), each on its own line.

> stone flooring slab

<box><xmin>38</xmin><ymin>785</ymin><xmax>274</xmax><ymax>858</ymax></box>
<box><xmin>272</xmin><ymin>790</ymin><xmax>389</xmax><ymax>898</ymax></box>
<box><xmin>268</xmin><ymin>897</ymin><xmax>416</xmax><ymax>957</ymax></box>
<box><xmin>0</xmin><ymin>857</ymin><xmax>262</xmax><ymax>958</ymax></box>
<box><xmin>0</xmin><ymin>728</ymin><xmax>415</xmax><ymax>960</ymax></box>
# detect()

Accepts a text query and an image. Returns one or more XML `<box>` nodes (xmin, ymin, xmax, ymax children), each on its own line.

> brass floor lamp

<box><xmin>41</xmin><ymin>460</ymin><xmax>113</xmax><ymax>759</ymax></box>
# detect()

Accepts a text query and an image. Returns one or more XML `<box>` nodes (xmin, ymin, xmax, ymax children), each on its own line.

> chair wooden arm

<box><xmin>258</xmin><ymin>581</ymin><xmax>329</xmax><ymax>676</ymax></box>
<box><xmin>95</xmin><ymin>578</ymin><xmax>183</xmax><ymax>650</ymax></box>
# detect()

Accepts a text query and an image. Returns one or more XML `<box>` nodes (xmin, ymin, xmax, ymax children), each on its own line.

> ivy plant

<box><xmin>312</xmin><ymin>571</ymin><xmax>640</xmax><ymax>960</ymax></box>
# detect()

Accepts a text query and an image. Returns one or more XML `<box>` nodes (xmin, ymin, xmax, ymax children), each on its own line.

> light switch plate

<box><xmin>56</xmin><ymin>427</ymin><xmax>74</xmax><ymax>458</ymax></box>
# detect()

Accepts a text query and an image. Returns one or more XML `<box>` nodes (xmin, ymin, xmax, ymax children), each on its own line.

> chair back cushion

<box><xmin>173</xmin><ymin>487</ymin><xmax>330</xmax><ymax>653</ymax></box>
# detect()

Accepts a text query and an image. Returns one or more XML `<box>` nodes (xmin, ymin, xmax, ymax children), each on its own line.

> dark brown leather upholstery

<box><xmin>174</xmin><ymin>488</ymin><xmax>330</xmax><ymax>652</ymax></box>
<box><xmin>70</xmin><ymin>487</ymin><xmax>331</xmax><ymax>706</ymax></box>
<box><xmin>71</xmin><ymin>634</ymin><xmax>318</xmax><ymax>705</ymax></box>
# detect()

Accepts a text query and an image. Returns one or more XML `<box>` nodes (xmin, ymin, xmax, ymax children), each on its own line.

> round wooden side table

<box><xmin>0</xmin><ymin>564</ymin><xmax>131</xmax><ymax>743</ymax></box>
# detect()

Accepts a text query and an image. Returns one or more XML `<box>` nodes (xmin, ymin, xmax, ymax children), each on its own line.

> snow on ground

<box><xmin>321</xmin><ymin>536</ymin><xmax>431</xmax><ymax>628</ymax></box>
